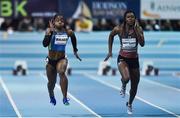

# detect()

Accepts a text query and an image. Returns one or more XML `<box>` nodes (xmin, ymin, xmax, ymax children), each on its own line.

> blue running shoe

<box><xmin>63</xmin><ymin>98</ymin><xmax>70</xmax><ymax>105</ymax></box>
<box><xmin>50</xmin><ymin>96</ymin><xmax>56</xmax><ymax>106</ymax></box>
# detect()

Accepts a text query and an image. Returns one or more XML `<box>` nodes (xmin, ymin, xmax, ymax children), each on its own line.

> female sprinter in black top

<box><xmin>104</xmin><ymin>10</ymin><xmax>145</xmax><ymax>114</ymax></box>
<box><xmin>43</xmin><ymin>14</ymin><xmax>81</xmax><ymax>106</ymax></box>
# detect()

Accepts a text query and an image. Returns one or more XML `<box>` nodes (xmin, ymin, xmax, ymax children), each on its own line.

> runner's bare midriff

<box><xmin>48</xmin><ymin>50</ymin><xmax>65</xmax><ymax>60</ymax></box>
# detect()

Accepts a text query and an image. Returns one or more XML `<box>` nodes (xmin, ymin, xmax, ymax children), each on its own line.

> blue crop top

<box><xmin>48</xmin><ymin>31</ymin><xmax>69</xmax><ymax>52</ymax></box>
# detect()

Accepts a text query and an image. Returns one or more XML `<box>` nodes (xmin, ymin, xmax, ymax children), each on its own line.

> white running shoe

<box><xmin>120</xmin><ymin>87</ymin><xmax>126</xmax><ymax>98</ymax></box>
<box><xmin>126</xmin><ymin>102</ymin><xmax>133</xmax><ymax>115</ymax></box>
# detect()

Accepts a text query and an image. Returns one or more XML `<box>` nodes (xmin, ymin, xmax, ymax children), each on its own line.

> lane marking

<box><xmin>83</xmin><ymin>72</ymin><xmax>179</xmax><ymax>117</ymax></box>
<box><xmin>40</xmin><ymin>73</ymin><xmax>102</xmax><ymax>118</ymax></box>
<box><xmin>0</xmin><ymin>76</ymin><xmax>22</xmax><ymax>118</ymax></box>
<box><xmin>157</xmin><ymin>40</ymin><xmax>164</xmax><ymax>47</ymax></box>
<box><xmin>142</xmin><ymin>77</ymin><xmax>180</xmax><ymax>92</ymax></box>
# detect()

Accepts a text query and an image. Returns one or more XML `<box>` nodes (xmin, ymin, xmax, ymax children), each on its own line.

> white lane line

<box><xmin>157</xmin><ymin>40</ymin><xmax>164</xmax><ymax>47</ymax></box>
<box><xmin>142</xmin><ymin>77</ymin><xmax>180</xmax><ymax>92</ymax></box>
<box><xmin>83</xmin><ymin>72</ymin><xmax>179</xmax><ymax>117</ymax></box>
<box><xmin>40</xmin><ymin>73</ymin><xmax>102</xmax><ymax>118</ymax></box>
<box><xmin>0</xmin><ymin>76</ymin><xmax>22</xmax><ymax>118</ymax></box>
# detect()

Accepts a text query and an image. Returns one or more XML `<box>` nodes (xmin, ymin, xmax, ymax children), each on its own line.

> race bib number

<box><xmin>54</xmin><ymin>34</ymin><xmax>68</xmax><ymax>45</ymax></box>
<box><xmin>122</xmin><ymin>38</ymin><xmax>136</xmax><ymax>49</ymax></box>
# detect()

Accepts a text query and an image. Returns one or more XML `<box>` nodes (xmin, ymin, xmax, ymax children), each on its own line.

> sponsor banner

<box><xmin>59</xmin><ymin>0</ymin><xmax>140</xmax><ymax>19</ymax></box>
<box><xmin>1</xmin><ymin>0</ymin><xmax>140</xmax><ymax>19</ymax></box>
<box><xmin>141</xmin><ymin>0</ymin><xmax>180</xmax><ymax>19</ymax></box>
<box><xmin>90</xmin><ymin>0</ymin><xmax>128</xmax><ymax>19</ymax></box>
<box><xmin>0</xmin><ymin>0</ymin><xmax>58</xmax><ymax>18</ymax></box>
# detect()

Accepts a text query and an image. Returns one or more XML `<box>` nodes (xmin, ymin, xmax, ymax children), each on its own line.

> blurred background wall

<box><xmin>1</xmin><ymin>0</ymin><xmax>180</xmax><ymax>32</ymax></box>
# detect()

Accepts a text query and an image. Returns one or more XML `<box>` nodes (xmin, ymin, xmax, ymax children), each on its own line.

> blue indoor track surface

<box><xmin>0</xmin><ymin>31</ymin><xmax>180</xmax><ymax>117</ymax></box>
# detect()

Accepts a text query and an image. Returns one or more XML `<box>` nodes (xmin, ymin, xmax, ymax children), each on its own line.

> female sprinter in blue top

<box><xmin>104</xmin><ymin>10</ymin><xmax>145</xmax><ymax>114</ymax></box>
<box><xmin>43</xmin><ymin>14</ymin><xmax>81</xmax><ymax>106</ymax></box>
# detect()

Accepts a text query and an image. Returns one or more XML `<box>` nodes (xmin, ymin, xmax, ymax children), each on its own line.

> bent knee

<box><xmin>59</xmin><ymin>71</ymin><xmax>65</xmax><ymax>75</ymax></box>
<box><xmin>58</xmin><ymin>71</ymin><xmax>66</xmax><ymax>76</ymax></box>
<box><xmin>57</xmin><ymin>67</ymin><xmax>66</xmax><ymax>74</ymax></box>
<box><xmin>123</xmin><ymin>77</ymin><xmax>130</xmax><ymax>81</ymax></box>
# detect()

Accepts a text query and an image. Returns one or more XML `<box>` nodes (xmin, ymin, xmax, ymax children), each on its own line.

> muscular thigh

<box><xmin>46</xmin><ymin>64</ymin><xmax>57</xmax><ymax>80</ymax></box>
<box><xmin>118</xmin><ymin>61</ymin><xmax>130</xmax><ymax>79</ymax></box>
<box><xmin>56</xmin><ymin>58</ymin><xmax>68</xmax><ymax>73</ymax></box>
